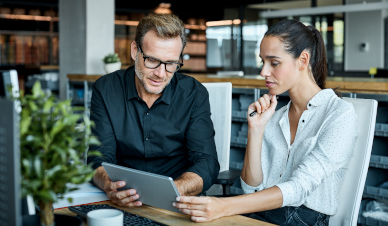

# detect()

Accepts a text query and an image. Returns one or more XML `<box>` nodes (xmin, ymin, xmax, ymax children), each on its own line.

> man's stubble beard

<box><xmin>134</xmin><ymin>60</ymin><xmax>172</xmax><ymax>95</ymax></box>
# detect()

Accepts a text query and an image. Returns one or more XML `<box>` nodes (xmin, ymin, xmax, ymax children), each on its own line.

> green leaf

<box><xmin>68</xmin><ymin>148</ymin><xmax>79</xmax><ymax>161</ymax></box>
<box><xmin>67</xmin><ymin>197</ymin><xmax>73</xmax><ymax>203</ymax></box>
<box><xmin>32</xmin><ymin>81</ymin><xmax>42</xmax><ymax>98</ymax></box>
<box><xmin>70</xmin><ymin>176</ymin><xmax>85</xmax><ymax>184</ymax></box>
<box><xmin>50</xmin><ymin>121</ymin><xmax>66</xmax><ymax>138</ymax></box>
<box><xmin>33</xmin><ymin>156</ymin><xmax>42</xmax><ymax>179</ymax></box>
<box><xmin>28</xmin><ymin>101</ymin><xmax>38</xmax><ymax>112</ymax></box>
<box><xmin>27</xmin><ymin>180</ymin><xmax>42</xmax><ymax>190</ymax></box>
<box><xmin>43</xmin><ymin>98</ymin><xmax>54</xmax><ymax>113</ymax></box>
<box><xmin>37</xmin><ymin>190</ymin><xmax>57</xmax><ymax>202</ymax></box>
<box><xmin>88</xmin><ymin>137</ymin><xmax>101</xmax><ymax>146</ymax></box>
<box><xmin>22</xmin><ymin>159</ymin><xmax>32</xmax><ymax>175</ymax></box>
<box><xmin>20</xmin><ymin>115</ymin><xmax>31</xmax><ymax>136</ymax></box>
<box><xmin>46</xmin><ymin>165</ymin><xmax>62</xmax><ymax>177</ymax></box>
<box><xmin>65</xmin><ymin>114</ymin><xmax>81</xmax><ymax>125</ymax></box>
<box><xmin>87</xmin><ymin>150</ymin><xmax>102</xmax><ymax>157</ymax></box>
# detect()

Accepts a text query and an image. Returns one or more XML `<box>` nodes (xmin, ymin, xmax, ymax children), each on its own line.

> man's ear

<box><xmin>298</xmin><ymin>50</ymin><xmax>310</xmax><ymax>71</ymax></box>
<box><xmin>131</xmin><ymin>41</ymin><xmax>138</xmax><ymax>61</ymax></box>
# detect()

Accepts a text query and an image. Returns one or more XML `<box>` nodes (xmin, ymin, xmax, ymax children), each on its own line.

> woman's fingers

<box><xmin>190</xmin><ymin>216</ymin><xmax>212</xmax><ymax>223</ymax></box>
<box><xmin>248</xmin><ymin>94</ymin><xmax>274</xmax><ymax>116</ymax></box>
<box><xmin>259</xmin><ymin>94</ymin><xmax>271</xmax><ymax>112</ymax></box>
<box><xmin>179</xmin><ymin>208</ymin><xmax>207</xmax><ymax>217</ymax></box>
<box><xmin>174</xmin><ymin>196</ymin><xmax>207</xmax><ymax>210</ymax></box>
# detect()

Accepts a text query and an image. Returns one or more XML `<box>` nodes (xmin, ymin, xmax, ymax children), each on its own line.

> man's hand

<box><xmin>93</xmin><ymin>166</ymin><xmax>142</xmax><ymax>207</ymax></box>
<box><xmin>103</xmin><ymin>181</ymin><xmax>142</xmax><ymax>207</ymax></box>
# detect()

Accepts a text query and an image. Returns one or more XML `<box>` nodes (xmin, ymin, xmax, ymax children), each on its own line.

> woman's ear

<box><xmin>298</xmin><ymin>51</ymin><xmax>310</xmax><ymax>71</ymax></box>
<box><xmin>131</xmin><ymin>41</ymin><xmax>138</xmax><ymax>61</ymax></box>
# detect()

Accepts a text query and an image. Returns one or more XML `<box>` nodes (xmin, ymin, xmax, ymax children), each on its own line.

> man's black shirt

<box><xmin>87</xmin><ymin>66</ymin><xmax>220</xmax><ymax>192</ymax></box>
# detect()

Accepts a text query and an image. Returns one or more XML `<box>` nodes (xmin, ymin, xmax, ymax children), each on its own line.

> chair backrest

<box><xmin>329</xmin><ymin>97</ymin><xmax>378</xmax><ymax>226</ymax></box>
<box><xmin>201</xmin><ymin>82</ymin><xmax>232</xmax><ymax>173</ymax></box>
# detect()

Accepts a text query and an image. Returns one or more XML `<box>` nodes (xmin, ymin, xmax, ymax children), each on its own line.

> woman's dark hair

<box><xmin>265</xmin><ymin>19</ymin><xmax>337</xmax><ymax>95</ymax></box>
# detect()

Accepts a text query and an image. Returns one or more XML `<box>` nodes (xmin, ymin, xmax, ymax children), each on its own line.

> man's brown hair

<box><xmin>135</xmin><ymin>14</ymin><xmax>187</xmax><ymax>52</ymax></box>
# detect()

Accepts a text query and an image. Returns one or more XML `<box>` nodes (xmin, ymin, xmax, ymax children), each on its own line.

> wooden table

<box><xmin>67</xmin><ymin>73</ymin><xmax>388</xmax><ymax>94</ymax></box>
<box><xmin>54</xmin><ymin>200</ymin><xmax>276</xmax><ymax>226</ymax></box>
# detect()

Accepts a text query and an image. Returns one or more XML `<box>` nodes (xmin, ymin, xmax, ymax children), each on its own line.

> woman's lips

<box><xmin>266</xmin><ymin>81</ymin><xmax>275</xmax><ymax>87</ymax></box>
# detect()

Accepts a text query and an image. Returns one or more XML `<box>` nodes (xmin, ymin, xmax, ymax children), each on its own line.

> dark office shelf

<box><xmin>358</xmin><ymin>200</ymin><xmax>388</xmax><ymax>226</ymax></box>
<box><xmin>230</xmin><ymin>186</ymin><xmax>243</xmax><ymax>195</ymax></box>
<box><xmin>71</xmin><ymin>100</ymin><xmax>85</xmax><ymax>106</ymax></box>
<box><xmin>230</xmin><ymin>161</ymin><xmax>244</xmax><ymax>170</ymax></box>
<box><xmin>369</xmin><ymin>155</ymin><xmax>388</xmax><ymax>169</ymax></box>
<box><xmin>232</xmin><ymin>110</ymin><xmax>247</xmax><ymax>122</ymax></box>
<box><xmin>358</xmin><ymin>216</ymin><xmax>388</xmax><ymax>226</ymax></box>
<box><xmin>232</xmin><ymin>87</ymin><xmax>256</xmax><ymax>95</ymax></box>
<box><xmin>363</xmin><ymin>186</ymin><xmax>388</xmax><ymax>201</ymax></box>
<box><xmin>230</xmin><ymin>136</ymin><xmax>247</xmax><ymax>148</ymax></box>
<box><xmin>375</xmin><ymin>123</ymin><xmax>388</xmax><ymax>137</ymax></box>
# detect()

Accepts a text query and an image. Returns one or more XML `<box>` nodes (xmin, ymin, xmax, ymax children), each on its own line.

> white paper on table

<box><xmin>53</xmin><ymin>182</ymin><xmax>108</xmax><ymax>209</ymax></box>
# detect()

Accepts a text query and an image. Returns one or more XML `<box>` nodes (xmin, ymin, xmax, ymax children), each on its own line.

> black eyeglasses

<box><xmin>138</xmin><ymin>47</ymin><xmax>183</xmax><ymax>73</ymax></box>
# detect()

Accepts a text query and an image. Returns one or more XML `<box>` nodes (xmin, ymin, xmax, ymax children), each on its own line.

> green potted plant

<box><xmin>103</xmin><ymin>53</ymin><xmax>122</xmax><ymax>73</ymax></box>
<box><xmin>15</xmin><ymin>82</ymin><xmax>101</xmax><ymax>226</ymax></box>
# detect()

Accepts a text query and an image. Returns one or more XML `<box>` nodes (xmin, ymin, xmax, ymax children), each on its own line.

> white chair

<box><xmin>329</xmin><ymin>97</ymin><xmax>378</xmax><ymax>226</ymax></box>
<box><xmin>201</xmin><ymin>82</ymin><xmax>240</xmax><ymax>196</ymax></box>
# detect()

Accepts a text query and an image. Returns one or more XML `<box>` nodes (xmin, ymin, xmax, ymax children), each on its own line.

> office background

<box><xmin>1</xmin><ymin>0</ymin><xmax>388</xmax><ymax>225</ymax></box>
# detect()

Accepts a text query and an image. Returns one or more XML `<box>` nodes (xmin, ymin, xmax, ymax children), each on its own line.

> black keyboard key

<box><xmin>68</xmin><ymin>204</ymin><xmax>168</xmax><ymax>226</ymax></box>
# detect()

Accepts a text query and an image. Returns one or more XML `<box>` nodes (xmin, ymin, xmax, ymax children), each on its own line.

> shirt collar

<box><xmin>125</xmin><ymin>66</ymin><xmax>172</xmax><ymax>105</ymax></box>
<box><xmin>308</xmin><ymin>89</ymin><xmax>335</xmax><ymax>107</ymax></box>
<box><xmin>283</xmin><ymin>88</ymin><xmax>335</xmax><ymax>112</ymax></box>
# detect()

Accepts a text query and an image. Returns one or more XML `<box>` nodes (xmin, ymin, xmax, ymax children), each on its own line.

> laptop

<box><xmin>102</xmin><ymin>162</ymin><xmax>181</xmax><ymax>213</ymax></box>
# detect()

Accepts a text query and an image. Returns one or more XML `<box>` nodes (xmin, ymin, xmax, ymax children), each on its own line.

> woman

<box><xmin>173</xmin><ymin>19</ymin><xmax>358</xmax><ymax>226</ymax></box>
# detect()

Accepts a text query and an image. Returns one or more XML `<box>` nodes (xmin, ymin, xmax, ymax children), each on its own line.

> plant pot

<box><xmin>104</xmin><ymin>62</ymin><xmax>122</xmax><ymax>74</ymax></box>
<box><xmin>22</xmin><ymin>214</ymin><xmax>83</xmax><ymax>226</ymax></box>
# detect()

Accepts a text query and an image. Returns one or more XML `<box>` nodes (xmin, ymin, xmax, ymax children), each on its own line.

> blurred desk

<box><xmin>54</xmin><ymin>200</ymin><xmax>275</xmax><ymax>226</ymax></box>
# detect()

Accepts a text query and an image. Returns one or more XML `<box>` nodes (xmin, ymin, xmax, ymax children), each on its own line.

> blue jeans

<box><xmin>243</xmin><ymin>205</ymin><xmax>330</xmax><ymax>226</ymax></box>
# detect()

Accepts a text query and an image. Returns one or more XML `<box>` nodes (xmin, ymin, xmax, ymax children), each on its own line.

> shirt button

<box><xmin>145</xmin><ymin>137</ymin><xmax>148</xmax><ymax>141</ymax></box>
<box><xmin>302</xmin><ymin>120</ymin><xmax>305</xmax><ymax>123</ymax></box>
<box><xmin>309</xmin><ymin>104</ymin><xmax>311</xmax><ymax>107</ymax></box>
<box><xmin>146</xmin><ymin>112</ymin><xmax>149</xmax><ymax>115</ymax></box>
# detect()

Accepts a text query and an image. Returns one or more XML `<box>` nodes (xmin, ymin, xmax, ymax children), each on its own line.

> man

<box><xmin>87</xmin><ymin>14</ymin><xmax>220</xmax><ymax>207</ymax></box>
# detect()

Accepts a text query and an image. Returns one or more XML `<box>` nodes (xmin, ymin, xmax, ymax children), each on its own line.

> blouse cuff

<box><xmin>276</xmin><ymin>181</ymin><xmax>296</xmax><ymax>207</ymax></box>
<box><xmin>240</xmin><ymin>177</ymin><xmax>265</xmax><ymax>194</ymax></box>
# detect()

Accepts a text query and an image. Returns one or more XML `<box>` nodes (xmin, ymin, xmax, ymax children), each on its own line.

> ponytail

<box><xmin>307</xmin><ymin>26</ymin><xmax>327</xmax><ymax>90</ymax></box>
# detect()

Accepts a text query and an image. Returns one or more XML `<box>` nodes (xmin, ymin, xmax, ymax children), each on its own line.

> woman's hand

<box><xmin>173</xmin><ymin>196</ymin><xmax>225</xmax><ymax>222</ymax></box>
<box><xmin>247</xmin><ymin>94</ymin><xmax>277</xmax><ymax>129</ymax></box>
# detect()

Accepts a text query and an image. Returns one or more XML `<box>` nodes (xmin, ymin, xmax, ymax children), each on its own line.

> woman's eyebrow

<box><xmin>265</xmin><ymin>55</ymin><xmax>280</xmax><ymax>59</ymax></box>
<box><xmin>259</xmin><ymin>55</ymin><xmax>280</xmax><ymax>59</ymax></box>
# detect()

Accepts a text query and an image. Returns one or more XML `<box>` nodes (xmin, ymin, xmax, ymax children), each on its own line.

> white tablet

<box><xmin>102</xmin><ymin>162</ymin><xmax>181</xmax><ymax>213</ymax></box>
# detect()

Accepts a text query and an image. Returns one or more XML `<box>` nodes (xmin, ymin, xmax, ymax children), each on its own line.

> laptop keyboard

<box><xmin>69</xmin><ymin>204</ymin><xmax>169</xmax><ymax>226</ymax></box>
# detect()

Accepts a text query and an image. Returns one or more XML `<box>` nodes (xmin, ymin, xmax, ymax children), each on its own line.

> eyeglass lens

<box><xmin>144</xmin><ymin>57</ymin><xmax>180</xmax><ymax>73</ymax></box>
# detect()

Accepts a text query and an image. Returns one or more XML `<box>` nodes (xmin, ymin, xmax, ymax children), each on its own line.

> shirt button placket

<box><xmin>144</xmin><ymin>111</ymin><xmax>151</xmax><ymax>158</ymax></box>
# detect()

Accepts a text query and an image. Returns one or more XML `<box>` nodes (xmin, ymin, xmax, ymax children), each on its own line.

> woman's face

<box><xmin>259</xmin><ymin>36</ymin><xmax>300</xmax><ymax>95</ymax></box>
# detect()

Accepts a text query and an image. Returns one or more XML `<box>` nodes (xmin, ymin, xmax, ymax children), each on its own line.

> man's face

<box><xmin>131</xmin><ymin>31</ymin><xmax>182</xmax><ymax>95</ymax></box>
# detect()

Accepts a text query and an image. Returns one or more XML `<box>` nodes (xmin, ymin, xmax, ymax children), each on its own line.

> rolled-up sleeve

<box><xmin>87</xmin><ymin>80</ymin><xmax>118</xmax><ymax>170</ymax></box>
<box><xmin>184</xmin><ymin>87</ymin><xmax>220</xmax><ymax>192</ymax></box>
<box><xmin>277</xmin><ymin>108</ymin><xmax>358</xmax><ymax>207</ymax></box>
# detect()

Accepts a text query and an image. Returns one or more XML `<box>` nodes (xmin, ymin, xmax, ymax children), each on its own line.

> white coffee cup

<box><xmin>87</xmin><ymin>209</ymin><xmax>123</xmax><ymax>226</ymax></box>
